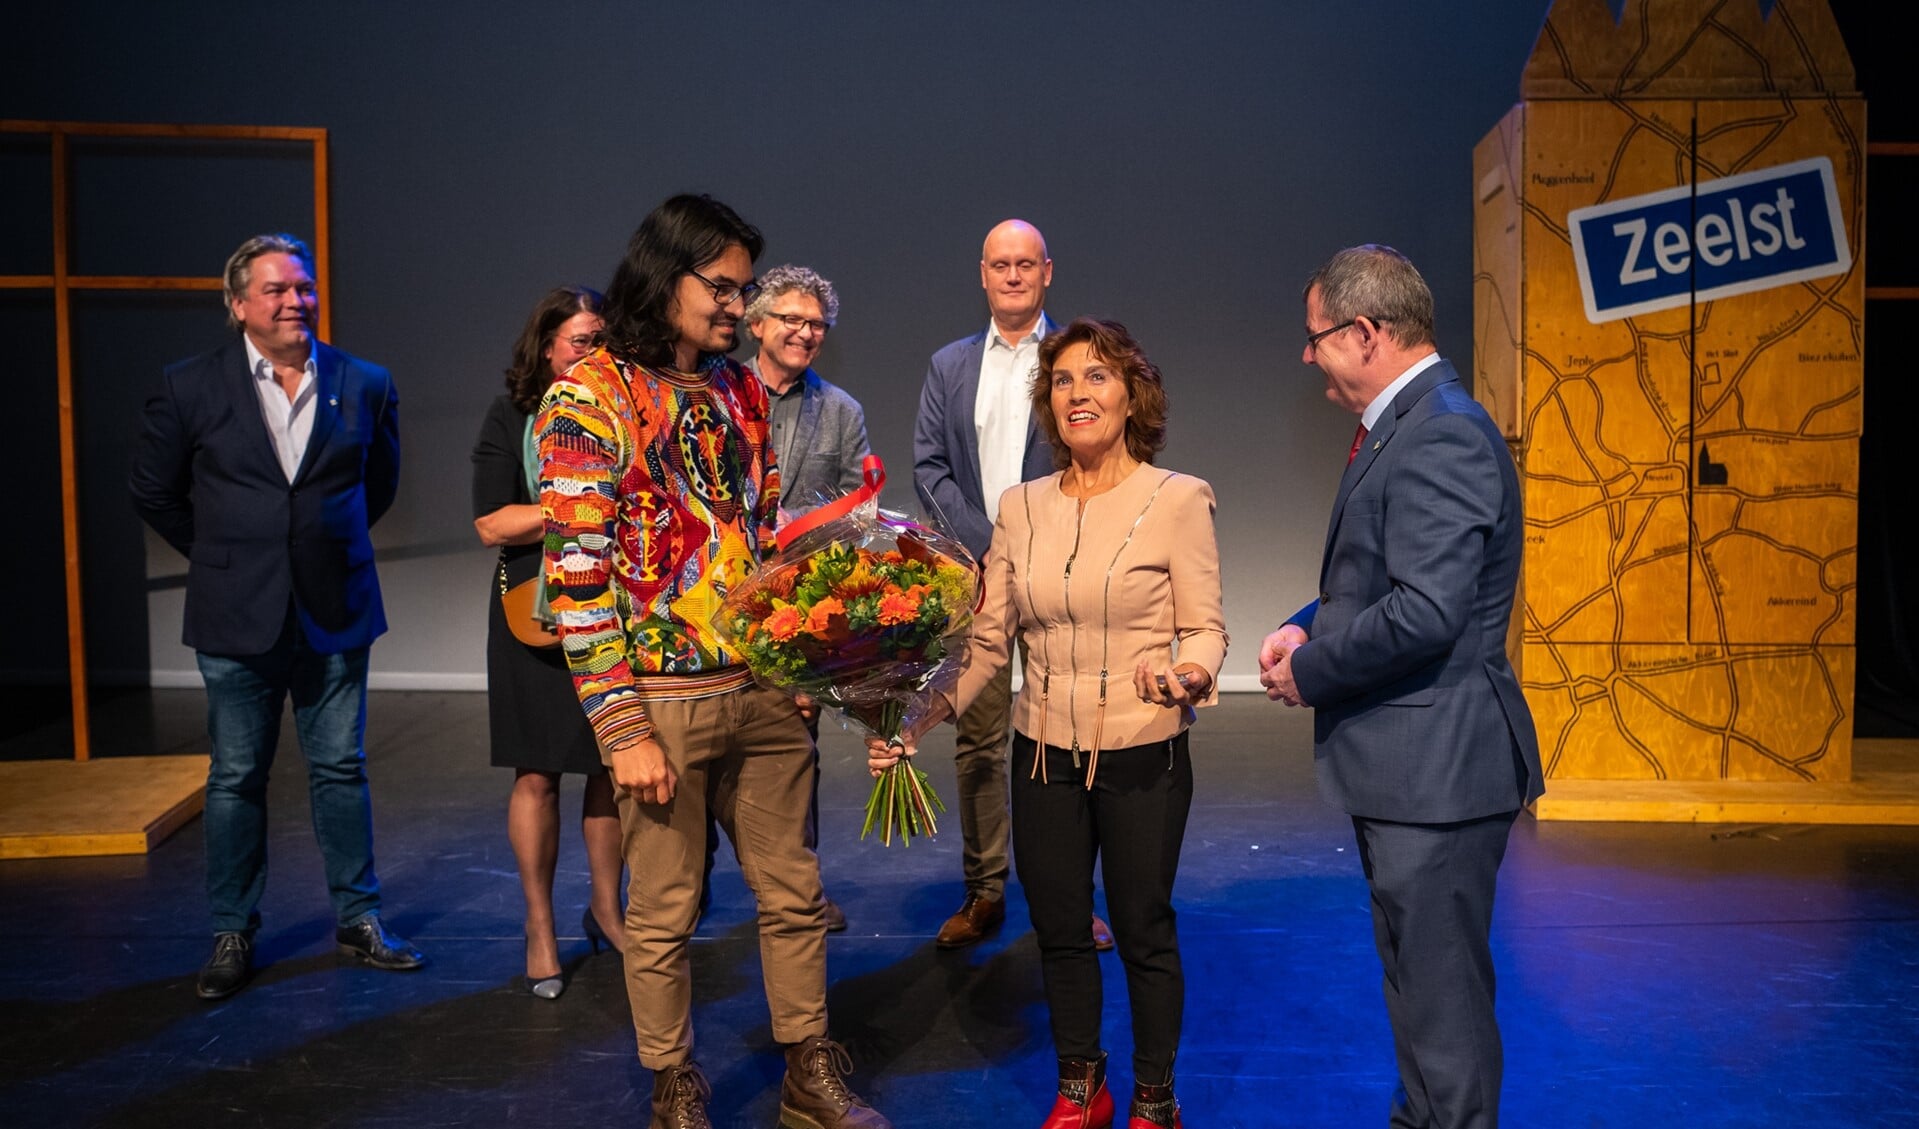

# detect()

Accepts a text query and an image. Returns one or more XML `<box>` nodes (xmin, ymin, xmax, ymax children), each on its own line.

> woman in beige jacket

<box><xmin>871</xmin><ymin>317</ymin><xmax>1226</xmax><ymax>1129</ymax></box>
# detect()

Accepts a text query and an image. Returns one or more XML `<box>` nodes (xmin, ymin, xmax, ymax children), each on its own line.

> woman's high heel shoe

<box><xmin>522</xmin><ymin>971</ymin><xmax>565</xmax><ymax>1000</ymax></box>
<box><xmin>522</xmin><ymin>937</ymin><xmax>565</xmax><ymax>1000</ymax></box>
<box><xmin>582</xmin><ymin>907</ymin><xmax>612</xmax><ymax>955</ymax></box>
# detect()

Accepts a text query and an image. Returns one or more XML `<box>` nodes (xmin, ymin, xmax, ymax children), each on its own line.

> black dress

<box><xmin>471</xmin><ymin>394</ymin><xmax>604</xmax><ymax>774</ymax></box>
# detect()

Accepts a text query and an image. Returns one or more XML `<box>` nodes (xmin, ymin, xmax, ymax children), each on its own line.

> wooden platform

<box><xmin>0</xmin><ymin>755</ymin><xmax>207</xmax><ymax>858</ymax></box>
<box><xmin>1534</xmin><ymin>739</ymin><xmax>1919</xmax><ymax>824</ymax></box>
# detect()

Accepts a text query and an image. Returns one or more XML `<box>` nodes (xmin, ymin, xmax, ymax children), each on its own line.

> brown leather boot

<box><xmin>1126</xmin><ymin>1076</ymin><xmax>1181</xmax><ymax>1129</ymax></box>
<box><xmin>779</xmin><ymin>1036</ymin><xmax>891</xmax><ymax>1129</ymax></box>
<box><xmin>649</xmin><ymin>1062</ymin><xmax>712</xmax><ymax>1129</ymax></box>
<box><xmin>652</xmin><ymin>1059</ymin><xmax>713</xmax><ymax>1121</ymax></box>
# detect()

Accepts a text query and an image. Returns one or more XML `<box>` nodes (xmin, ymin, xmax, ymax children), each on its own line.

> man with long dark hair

<box><xmin>538</xmin><ymin>195</ymin><xmax>890</xmax><ymax>1129</ymax></box>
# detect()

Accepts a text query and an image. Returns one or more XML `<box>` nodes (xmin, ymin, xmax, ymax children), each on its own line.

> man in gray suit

<box><xmin>739</xmin><ymin>263</ymin><xmax>871</xmax><ymax>932</ymax></box>
<box><xmin>1260</xmin><ymin>245</ymin><xmax>1543</xmax><ymax>1128</ymax></box>
<box><xmin>745</xmin><ymin>265</ymin><xmax>871</xmax><ymax>510</ymax></box>
<box><xmin>913</xmin><ymin>220</ymin><xmax>1111</xmax><ymax>952</ymax></box>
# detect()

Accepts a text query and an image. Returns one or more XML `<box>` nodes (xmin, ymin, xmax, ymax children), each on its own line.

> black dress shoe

<box><xmin>335</xmin><ymin>915</ymin><xmax>426</xmax><ymax>971</ymax></box>
<box><xmin>197</xmin><ymin>931</ymin><xmax>253</xmax><ymax>1000</ymax></box>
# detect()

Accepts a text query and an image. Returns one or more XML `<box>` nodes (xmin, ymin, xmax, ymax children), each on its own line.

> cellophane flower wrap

<box><xmin>716</xmin><ymin>485</ymin><xmax>978</xmax><ymax>846</ymax></box>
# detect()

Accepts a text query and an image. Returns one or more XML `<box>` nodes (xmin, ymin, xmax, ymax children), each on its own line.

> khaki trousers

<box><xmin>952</xmin><ymin>662</ymin><xmax>1013</xmax><ymax>899</ymax></box>
<box><xmin>615</xmin><ymin>684</ymin><xmax>827</xmax><ymax>1067</ymax></box>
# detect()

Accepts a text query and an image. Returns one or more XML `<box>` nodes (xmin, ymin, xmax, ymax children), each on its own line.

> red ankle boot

<box><xmin>1127</xmin><ymin>1077</ymin><xmax>1180</xmax><ymax>1129</ymax></box>
<box><xmin>1040</xmin><ymin>1054</ymin><xmax>1114</xmax><ymax>1129</ymax></box>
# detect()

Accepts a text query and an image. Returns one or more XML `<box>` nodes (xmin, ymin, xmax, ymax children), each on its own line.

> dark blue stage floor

<box><xmin>2</xmin><ymin>691</ymin><xmax>1915</xmax><ymax>1127</ymax></box>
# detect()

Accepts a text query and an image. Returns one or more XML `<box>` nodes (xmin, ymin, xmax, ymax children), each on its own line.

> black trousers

<box><xmin>1011</xmin><ymin>728</ymin><xmax>1193</xmax><ymax>1083</ymax></box>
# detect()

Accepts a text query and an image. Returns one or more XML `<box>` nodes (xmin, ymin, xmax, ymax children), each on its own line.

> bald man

<box><xmin>912</xmin><ymin>221</ymin><xmax>1112</xmax><ymax>952</ymax></box>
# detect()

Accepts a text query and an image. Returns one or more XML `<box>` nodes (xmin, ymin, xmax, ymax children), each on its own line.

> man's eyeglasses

<box><xmin>1305</xmin><ymin>319</ymin><xmax>1358</xmax><ymax>354</ymax></box>
<box><xmin>688</xmin><ymin>268</ymin><xmax>761</xmax><ymax>308</ymax></box>
<box><xmin>768</xmin><ymin>312</ymin><xmax>830</xmax><ymax>336</ymax></box>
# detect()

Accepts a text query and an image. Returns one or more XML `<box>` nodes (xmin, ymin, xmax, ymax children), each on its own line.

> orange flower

<box><xmin>764</xmin><ymin>605</ymin><xmax>803</xmax><ymax>642</ymax></box>
<box><xmin>806</xmin><ymin>597</ymin><xmax>845</xmax><ymax>633</ymax></box>
<box><xmin>805</xmin><ymin>596</ymin><xmax>850</xmax><ymax>643</ymax></box>
<box><xmin>877</xmin><ymin>587</ymin><xmax>923</xmax><ymax>625</ymax></box>
<box><xmin>835</xmin><ymin>559</ymin><xmax>886</xmax><ymax>598</ymax></box>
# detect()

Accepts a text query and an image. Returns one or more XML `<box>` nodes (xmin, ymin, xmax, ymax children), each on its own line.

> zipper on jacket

<box><xmin>1062</xmin><ymin>499</ymin><xmax>1087</xmax><ymax>768</ymax></box>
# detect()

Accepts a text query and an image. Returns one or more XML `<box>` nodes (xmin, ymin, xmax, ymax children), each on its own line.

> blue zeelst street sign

<box><xmin>1567</xmin><ymin>156</ymin><xmax>1852</xmax><ymax>324</ymax></box>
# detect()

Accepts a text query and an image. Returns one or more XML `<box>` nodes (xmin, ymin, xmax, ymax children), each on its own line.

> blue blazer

<box><xmin>912</xmin><ymin>315</ymin><xmax>1058</xmax><ymax>559</ymax></box>
<box><xmin>129</xmin><ymin>338</ymin><xmax>400</xmax><ymax>657</ymax></box>
<box><xmin>1285</xmin><ymin>359</ymin><xmax>1543</xmax><ymax>823</ymax></box>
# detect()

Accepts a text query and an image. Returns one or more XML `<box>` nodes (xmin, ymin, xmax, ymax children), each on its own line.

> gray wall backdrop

<box><xmin>2</xmin><ymin>1</ymin><xmax>1551</xmax><ymax>694</ymax></box>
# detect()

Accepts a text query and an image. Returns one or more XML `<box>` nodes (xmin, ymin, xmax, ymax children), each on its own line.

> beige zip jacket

<box><xmin>946</xmin><ymin>465</ymin><xmax>1229</xmax><ymax>777</ymax></box>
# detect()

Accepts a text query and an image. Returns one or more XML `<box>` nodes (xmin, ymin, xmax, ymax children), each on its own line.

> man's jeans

<box><xmin>197</xmin><ymin>621</ymin><xmax>381</xmax><ymax>935</ymax></box>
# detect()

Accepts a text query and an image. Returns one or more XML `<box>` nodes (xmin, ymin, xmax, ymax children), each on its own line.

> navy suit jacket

<box><xmin>912</xmin><ymin>315</ymin><xmax>1058</xmax><ymax>559</ymax></box>
<box><xmin>129</xmin><ymin>337</ymin><xmax>400</xmax><ymax>657</ymax></box>
<box><xmin>1286</xmin><ymin>358</ymin><xmax>1543</xmax><ymax>823</ymax></box>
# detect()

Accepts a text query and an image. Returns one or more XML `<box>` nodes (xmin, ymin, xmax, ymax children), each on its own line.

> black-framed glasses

<box><xmin>1305</xmin><ymin>319</ymin><xmax>1358</xmax><ymax>353</ymax></box>
<box><xmin>688</xmin><ymin>268</ymin><xmax>761</xmax><ymax>308</ymax></box>
<box><xmin>768</xmin><ymin>312</ymin><xmax>830</xmax><ymax>336</ymax></box>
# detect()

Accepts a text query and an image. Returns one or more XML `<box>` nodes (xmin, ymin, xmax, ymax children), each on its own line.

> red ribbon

<box><xmin>775</xmin><ymin>454</ymin><xmax>886</xmax><ymax>549</ymax></box>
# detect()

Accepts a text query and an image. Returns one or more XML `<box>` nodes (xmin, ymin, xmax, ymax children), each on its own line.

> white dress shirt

<box><xmin>243</xmin><ymin>334</ymin><xmax>319</xmax><ymax>482</ymax></box>
<box><xmin>974</xmin><ymin>316</ymin><xmax>1044</xmax><ymax>522</ymax></box>
<box><xmin>1361</xmin><ymin>352</ymin><xmax>1443</xmax><ymax>433</ymax></box>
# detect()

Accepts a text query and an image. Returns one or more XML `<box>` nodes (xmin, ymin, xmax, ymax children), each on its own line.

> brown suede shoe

<box><xmin>650</xmin><ymin>1062</ymin><xmax>713</xmax><ymax>1129</ymax></box>
<box><xmin>778</xmin><ymin>1036</ymin><xmax>891</xmax><ymax>1128</ymax></box>
<box><xmin>1091</xmin><ymin>914</ymin><xmax>1115</xmax><ymax>952</ymax></box>
<box><xmin>935</xmin><ymin>891</ymin><xmax>1005</xmax><ymax>949</ymax></box>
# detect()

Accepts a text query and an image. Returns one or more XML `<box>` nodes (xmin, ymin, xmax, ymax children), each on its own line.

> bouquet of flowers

<box><xmin>716</xmin><ymin>459</ymin><xmax>979</xmax><ymax>846</ymax></box>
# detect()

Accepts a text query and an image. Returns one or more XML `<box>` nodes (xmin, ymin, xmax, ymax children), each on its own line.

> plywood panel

<box><xmin>0</xmin><ymin>756</ymin><xmax>207</xmax><ymax>858</ymax></box>
<box><xmin>1521</xmin><ymin>641</ymin><xmax>1852</xmax><ymax>782</ymax></box>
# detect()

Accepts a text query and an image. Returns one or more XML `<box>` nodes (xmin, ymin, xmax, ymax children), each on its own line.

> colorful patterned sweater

<box><xmin>538</xmin><ymin>350</ymin><xmax>779</xmax><ymax>750</ymax></box>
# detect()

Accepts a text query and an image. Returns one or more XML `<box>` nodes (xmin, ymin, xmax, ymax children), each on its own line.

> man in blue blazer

<box><xmin>912</xmin><ymin>219</ymin><xmax>1068</xmax><ymax>948</ymax></box>
<box><xmin>129</xmin><ymin>233</ymin><xmax>423</xmax><ymax>1001</ymax></box>
<box><xmin>1260</xmin><ymin>245</ymin><xmax>1543</xmax><ymax>1128</ymax></box>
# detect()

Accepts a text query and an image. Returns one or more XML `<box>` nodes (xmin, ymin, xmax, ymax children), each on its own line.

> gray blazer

<box><xmin>775</xmin><ymin>367</ymin><xmax>871</xmax><ymax>510</ymax></box>
<box><xmin>1284</xmin><ymin>358</ymin><xmax>1544</xmax><ymax>823</ymax></box>
<box><xmin>912</xmin><ymin>315</ymin><xmax>1058</xmax><ymax>559</ymax></box>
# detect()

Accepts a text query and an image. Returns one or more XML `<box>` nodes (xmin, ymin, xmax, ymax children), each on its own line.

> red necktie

<box><xmin>1347</xmin><ymin>424</ymin><xmax>1368</xmax><ymax>465</ymax></box>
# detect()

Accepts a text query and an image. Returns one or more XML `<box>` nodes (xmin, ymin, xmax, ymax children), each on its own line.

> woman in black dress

<box><xmin>471</xmin><ymin>285</ymin><xmax>622</xmax><ymax>998</ymax></box>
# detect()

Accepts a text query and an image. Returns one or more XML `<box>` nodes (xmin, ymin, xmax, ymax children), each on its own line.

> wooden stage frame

<box><xmin>1530</xmin><ymin>141</ymin><xmax>1915</xmax><ymax>826</ymax></box>
<box><xmin>1</xmin><ymin>120</ymin><xmax>328</xmax><ymax>856</ymax></box>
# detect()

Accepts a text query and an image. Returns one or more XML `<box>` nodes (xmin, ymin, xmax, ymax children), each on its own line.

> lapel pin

<box><xmin>329</xmin><ymin>396</ymin><xmax>339</xmax><ymax>407</ymax></box>
<box><xmin>1372</xmin><ymin>439</ymin><xmax>1382</xmax><ymax>450</ymax></box>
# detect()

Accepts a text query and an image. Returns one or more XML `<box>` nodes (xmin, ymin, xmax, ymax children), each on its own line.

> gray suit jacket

<box><xmin>1285</xmin><ymin>358</ymin><xmax>1543</xmax><ymax>823</ymax></box>
<box><xmin>912</xmin><ymin>315</ymin><xmax>1058</xmax><ymax>559</ymax></box>
<box><xmin>772</xmin><ymin>367</ymin><xmax>871</xmax><ymax>510</ymax></box>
